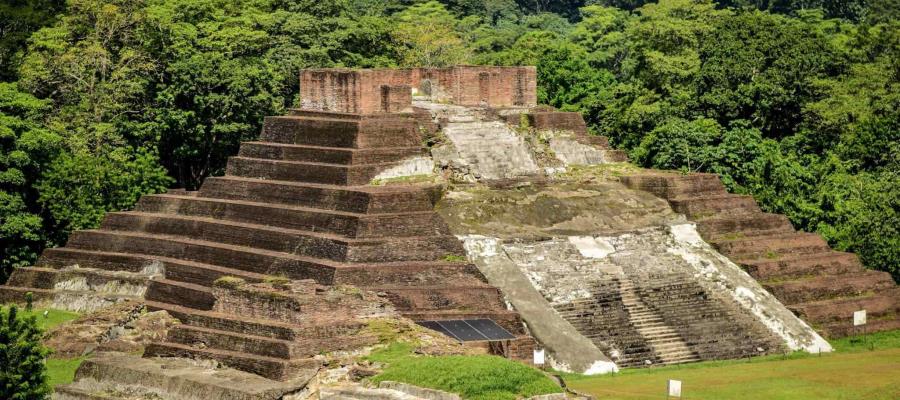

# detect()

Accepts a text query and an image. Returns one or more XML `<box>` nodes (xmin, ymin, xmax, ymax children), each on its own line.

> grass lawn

<box><xmin>46</xmin><ymin>357</ymin><xmax>86</xmax><ymax>387</ymax></box>
<box><xmin>565</xmin><ymin>330</ymin><xmax>900</xmax><ymax>400</ymax></box>
<box><xmin>2</xmin><ymin>306</ymin><xmax>85</xmax><ymax>387</ymax></box>
<box><xmin>367</xmin><ymin>342</ymin><xmax>563</xmax><ymax>400</ymax></box>
<box><xmin>18</xmin><ymin>307</ymin><xmax>81</xmax><ymax>331</ymax></box>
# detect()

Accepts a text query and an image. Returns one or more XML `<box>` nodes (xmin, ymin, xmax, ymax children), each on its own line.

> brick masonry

<box><xmin>299</xmin><ymin>66</ymin><xmax>537</xmax><ymax>114</ymax></box>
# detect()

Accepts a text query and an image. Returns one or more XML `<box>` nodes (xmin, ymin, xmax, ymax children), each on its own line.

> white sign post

<box><xmin>667</xmin><ymin>379</ymin><xmax>682</xmax><ymax>398</ymax></box>
<box><xmin>853</xmin><ymin>310</ymin><xmax>867</xmax><ymax>326</ymax></box>
<box><xmin>854</xmin><ymin>309</ymin><xmax>868</xmax><ymax>348</ymax></box>
<box><xmin>533</xmin><ymin>349</ymin><xmax>545</xmax><ymax>366</ymax></box>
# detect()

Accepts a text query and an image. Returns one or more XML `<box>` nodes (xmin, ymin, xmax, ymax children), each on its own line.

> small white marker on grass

<box><xmin>667</xmin><ymin>379</ymin><xmax>682</xmax><ymax>398</ymax></box>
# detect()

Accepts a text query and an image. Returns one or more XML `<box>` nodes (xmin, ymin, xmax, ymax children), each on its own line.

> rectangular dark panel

<box><xmin>417</xmin><ymin>321</ymin><xmax>460</xmax><ymax>341</ymax></box>
<box><xmin>465</xmin><ymin>319</ymin><xmax>516</xmax><ymax>340</ymax></box>
<box><xmin>437</xmin><ymin>320</ymin><xmax>489</xmax><ymax>342</ymax></box>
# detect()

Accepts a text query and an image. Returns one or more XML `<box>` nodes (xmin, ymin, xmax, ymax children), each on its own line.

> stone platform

<box><xmin>622</xmin><ymin>173</ymin><xmax>900</xmax><ymax>338</ymax></box>
<box><xmin>0</xmin><ymin>104</ymin><xmax>533</xmax><ymax>380</ymax></box>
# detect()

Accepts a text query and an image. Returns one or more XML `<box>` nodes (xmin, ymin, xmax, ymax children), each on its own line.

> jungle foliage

<box><xmin>0</xmin><ymin>0</ymin><xmax>897</xmax><ymax>285</ymax></box>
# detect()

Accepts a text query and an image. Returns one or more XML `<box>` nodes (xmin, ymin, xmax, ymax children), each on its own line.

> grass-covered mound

<box><xmin>367</xmin><ymin>342</ymin><xmax>562</xmax><ymax>400</ymax></box>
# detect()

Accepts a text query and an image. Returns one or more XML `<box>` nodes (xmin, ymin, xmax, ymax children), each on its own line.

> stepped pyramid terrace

<box><xmin>0</xmin><ymin>65</ymin><xmax>896</xmax><ymax>399</ymax></box>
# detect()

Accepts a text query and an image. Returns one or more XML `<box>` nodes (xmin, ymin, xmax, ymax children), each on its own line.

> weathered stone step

<box><xmin>60</xmin><ymin>352</ymin><xmax>311</xmax><ymax>400</ymax></box>
<box><xmin>620</xmin><ymin>173</ymin><xmax>726</xmax><ymax>198</ymax></box>
<box><xmin>146</xmin><ymin>279</ymin><xmax>216</xmax><ymax>310</ymax></box>
<box><xmin>146</xmin><ymin>301</ymin><xmax>365</xmax><ymax>341</ymax></box>
<box><xmin>7</xmin><ymin>266</ymin><xmax>150</xmax><ymax>295</ymax></box>
<box><xmin>319</xmin><ymin>385</ymin><xmax>421</xmax><ymax>400</ymax></box>
<box><xmin>259</xmin><ymin>115</ymin><xmax>420</xmax><ymax>148</ymax></box>
<box><xmin>38</xmin><ymin>248</ymin><xmax>269</xmax><ymax>287</ymax></box>
<box><xmin>199</xmin><ymin>176</ymin><xmax>439</xmax><ymax>214</ymax></box>
<box><xmin>52</xmin><ymin>386</ymin><xmax>114</xmax><ymax>399</ymax></box>
<box><xmin>6</xmin><ymin>266</ymin><xmax>60</xmax><ymax>289</ymax></box>
<box><xmin>331</xmin><ymin>261</ymin><xmax>488</xmax><ymax>288</ymax></box>
<box><xmin>0</xmin><ymin>285</ymin><xmax>53</xmax><ymax>304</ymax></box>
<box><xmin>658</xmin><ymin>356</ymin><xmax>701</xmax><ymax>365</ymax></box>
<box><xmin>166</xmin><ymin>324</ymin><xmax>377</xmax><ymax>360</ymax></box>
<box><xmin>696</xmin><ymin>213</ymin><xmax>794</xmax><ymax>238</ymax></box>
<box><xmin>648</xmin><ymin>341</ymin><xmax>691</xmax><ymax>349</ymax></box>
<box><xmin>0</xmin><ymin>285</ymin><xmax>139</xmax><ymax>313</ymax></box>
<box><xmin>65</xmin><ymin>230</ymin><xmax>339</xmax><ymax>284</ymax></box>
<box><xmin>102</xmin><ymin>212</ymin><xmax>464</xmax><ymax>263</ymax></box>
<box><xmin>789</xmin><ymin>287</ymin><xmax>900</xmax><ymax>325</ymax></box>
<box><xmin>371</xmin><ymin>285</ymin><xmax>504</xmax><ymax>312</ymax></box>
<box><xmin>226</xmin><ymin>156</ymin><xmax>395</xmax><ymax>185</ymax></box>
<box><xmin>137</xmin><ymin>194</ymin><xmax>446</xmax><ymax>239</ymax></box>
<box><xmin>238</xmin><ymin>142</ymin><xmax>422</xmax><ymax>164</ymax></box>
<box><xmin>144</xmin><ymin>341</ymin><xmax>320</xmax><ymax>381</ymax></box>
<box><xmin>668</xmin><ymin>193</ymin><xmax>760</xmax><ymax>218</ymax></box>
<box><xmin>401</xmin><ymin>309</ymin><xmax>525</xmax><ymax>336</ymax></box>
<box><xmin>713</xmin><ymin>232</ymin><xmax>830</xmax><ymax>258</ymax></box>
<box><xmin>61</xmin><ymin>231</ymin><xmax>477</xmax><ymax>288</ymax></box>
<box><xmin>638</xmin><ymin>329</ymin><xmax>681</xmax><ymax>337</ymax></box>
<box><xmin>764</xmin><ymin>271</ymin><xmax>896</xmax><ymax>304</ymax></box>
<box><xmin>286</xmin><ymin>108</ymin><xmax>372</xmax><ymax>120</ymax></box>
<box><xmin>739</xmin><ymin>251</ymin><xmax>864</xmax><ymax>281</ymax></box>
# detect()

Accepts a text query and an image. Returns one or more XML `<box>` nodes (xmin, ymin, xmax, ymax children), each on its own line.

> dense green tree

<box><xmin>0</xmin><ymin>0</ymin><xmax>67</xmax><ymax>81</ymax></box>
<box><xmin>0</xmin><ymin>83</ymin><xmax>59</xmax><ymax>281</ymax></box>
<box><xmin>0</xmin><ymin>305</ymin><xmax>52</xmax><ymax>400</ymax></box>
<box><xmin>392</xmin><ymin>1</ymin><xmax>472</xmax><ymax>67</ymax></box>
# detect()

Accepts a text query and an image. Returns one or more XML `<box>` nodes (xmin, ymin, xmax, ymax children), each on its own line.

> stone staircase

<box><xmin>617</xmin><ymin>279</ymin><xmax>699</xmax><ymax>366</ymax></box>
<box><xmin>622</xmin><ymin>172</ymin><xmax>900</xmax><ymax>338</ymax></box>
<box><xmin>0</xmin><ymin>109</ymin><xmax>532</xmax><ymax>381</ymax></box>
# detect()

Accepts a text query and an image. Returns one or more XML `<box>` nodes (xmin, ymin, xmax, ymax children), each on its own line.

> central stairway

<box><xmin>0</xmin><ymin>109</ymin><xmax>530</xmax><ymax>380</ymax></box>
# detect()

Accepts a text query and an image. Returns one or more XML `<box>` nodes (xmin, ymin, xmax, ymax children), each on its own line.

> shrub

<box><xmin>0</xmin><ymin>305</ymin><xmax>52</xmax><ymax>399</ymax></box>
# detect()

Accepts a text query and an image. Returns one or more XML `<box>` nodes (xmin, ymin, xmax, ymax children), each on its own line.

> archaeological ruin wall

<box><xmin>299</xmin><ymin>66</ymin><xmax>537</xmax><ymax>114</ymax></box>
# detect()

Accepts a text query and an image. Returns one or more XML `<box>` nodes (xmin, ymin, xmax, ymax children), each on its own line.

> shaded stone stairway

<box><xmin>622</xmin><ymin>172</ymin><xmax>900</xmax><ymax>338</ymax></box>
<box><xmin>616</xmin><ymin>278</ymin><xmax>700</xmax><ymax>366</ymax></box>
<box><xmin>0</xmin><ymin>110</ymin><xmax>530</xmax><ymax>380</ymax></box>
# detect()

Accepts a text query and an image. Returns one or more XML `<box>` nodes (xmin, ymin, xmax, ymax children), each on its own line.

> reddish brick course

<box><xmin>299</xmin><ymin>66</ymin><xmax>537</xmax><ymax>114</ymax></box>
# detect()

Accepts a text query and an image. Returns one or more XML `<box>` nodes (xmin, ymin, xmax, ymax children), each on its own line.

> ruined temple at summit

<box><xmin>0</xmin><ymin>66</ymin><xmax>897</xmax><ymax>396</ymax></box>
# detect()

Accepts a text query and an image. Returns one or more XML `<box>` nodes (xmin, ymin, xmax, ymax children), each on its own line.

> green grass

<box><xmin>830</xmin><ymin>327</ymin><xmax>900</xmax><ymax>352</ymax></box>
<box><xmin>1</xmin><ymin>306</ymin><xmax>80</xmax><ymax>331</ymax></box>
<box><xmin>367</xmin><ymin>342</ymin><xmax>563</xmax><ymax>400</ymax></box>
<box><xmin>565</xmin><ymin>330</ymin><xmax>900</xmax><ymax>400</ymax></box>
<box><xmin>46</xmin><ymin>358</ymin><xmax>85</xmax><ymax>387</ymax></box>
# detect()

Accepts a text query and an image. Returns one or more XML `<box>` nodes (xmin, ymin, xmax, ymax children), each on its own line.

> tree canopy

<box><xmin>0</xmin><ymin>0</ymin><xmax>897</xmax><ymax>283</ymax></box>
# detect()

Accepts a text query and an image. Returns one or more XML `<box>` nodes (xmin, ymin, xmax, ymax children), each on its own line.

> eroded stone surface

<box><xmin>55</xmin><ymin>352</ymin><xmax>312</xmax><ymax>400</ymax></box>
<box><xmin>436</xmin><ymin>182</ymin><xmax>681</xmax><ymax>240</ymax></box>
<box><xmin>44</xmin><ymin>302</ymin><xmax>177</xmax><ymax>358</ymax></box>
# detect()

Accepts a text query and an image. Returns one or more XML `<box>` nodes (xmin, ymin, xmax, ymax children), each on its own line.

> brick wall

<box><xmin>299</xmin><ymin>66</ymin><xmax>537</xmax><ymax>114</ymax></box>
